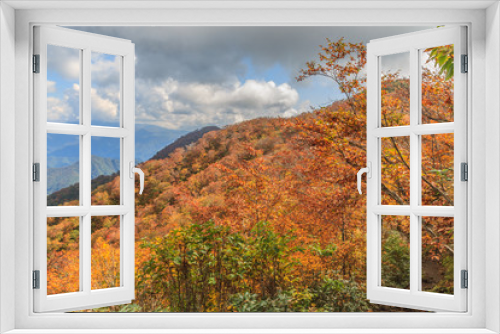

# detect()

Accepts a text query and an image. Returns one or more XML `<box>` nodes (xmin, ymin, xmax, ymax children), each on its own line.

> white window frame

<box><xmin>365</xmin><ymin>26</ymin><xmax>468</xmax><ymax>312</ymax></box>
<box><xmin>1</xmin><ymin>1</ymin><xmax>499</xmax><ymax>333</ymax></box>
<box><xmin>33</xmin><ymin>25</ymin><xmax>136</xmax><ymax>313</ymax></box>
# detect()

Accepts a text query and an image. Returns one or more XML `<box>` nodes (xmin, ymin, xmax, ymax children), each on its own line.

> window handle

<box><xmin>129</xmin><ymin>162</ymin><xmax>144</xmax><ymax>195</ymax></box>
<box><xmin>357</xmin><ymin>162</ymin><xmax>372</xmax><ymax>195</ymax></box>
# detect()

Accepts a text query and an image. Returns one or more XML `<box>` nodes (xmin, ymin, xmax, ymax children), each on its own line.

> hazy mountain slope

<box><xmin>47</xmin><ymin>124</ymin><xmax>188</xmax><ymax>168</ymax></box>
<box><xmin>47</xmin><ymin>156</ymin><xmax>120</xmax><ymax>195</ymax></box>
<box><xmin>47</xmin><ymin>126</ymin><xmax>219</xmax><ymax>204</ymax></box>
<box><xmin>90</xmin><ymin>156</ymin><xmax>120</xmax><ymax>178</ymax></box>
<box><xmin>136</xmin><ymin>124</ymin><xmax>188</xmax><ymax>162</ymax></box>
<box><xmin>47</xmin><ymin>162</ymin><xmax>79</xmax><ymax>195</ymax></box>
<box><xmin>151</xmin><ymin>126</ymin><xmax>220</xmax><ymax>160</ymax></box>
<box><xmin>47</xmin><ymin>172</ymin><xmax>118</xmax><ymax>206</ymax></box>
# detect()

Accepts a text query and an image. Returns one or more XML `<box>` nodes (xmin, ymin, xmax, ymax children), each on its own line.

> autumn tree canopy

<box><xmin>47</xmin><ymin>38</ymin><xmax>455</xmax><ymax>312</ymax></box>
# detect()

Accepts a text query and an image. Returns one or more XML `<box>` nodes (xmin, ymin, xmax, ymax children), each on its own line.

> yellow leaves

<box><xmin>91</xmin><ymin>237</ymin><xmax>120</xmax><ymax>290</ymax></box>
<box><xmin>297</xmin><ymin>38</ymin><xmax>366</xmax><ymax>99</ymax></box>
<box><xmin>47</xmin><ymin>248</ymin><xmax>79</xmax><ymax>295</ymax></box>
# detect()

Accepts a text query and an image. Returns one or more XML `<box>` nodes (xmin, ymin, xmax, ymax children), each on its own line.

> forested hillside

<box><xmin>47</xmin><ymin>39</ymin><xmax>455</xmax><ymax>312</ymax></box>
<box><xmin>151</xmin><ymin>126</ymin><xmax>220</xmax><ymax>160</ymax></box>
<box><xmin>48</xmin><ymin>126</ymin><xmax>221</xmax><ymax>206</ymax></box>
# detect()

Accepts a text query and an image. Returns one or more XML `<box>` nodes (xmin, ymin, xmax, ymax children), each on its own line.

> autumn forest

<box><xmin>46</xmin><ymin>38</ymin><xmax>455</xmax><ymax>312</ymax></box>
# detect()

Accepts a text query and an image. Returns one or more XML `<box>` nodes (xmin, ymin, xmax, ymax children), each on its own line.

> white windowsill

<box><xmin>3</xmin><ymin>330</ymin><xmax>498</xmax><ymax>334</ymax></box>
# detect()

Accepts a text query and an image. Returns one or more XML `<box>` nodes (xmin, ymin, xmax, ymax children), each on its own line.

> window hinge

<box><xmin>33</xmin><ymin>163</ymin><xmax>40</xmax><ymax>182</ymax></box>
<box><xmin>461</xmin><ymin>270</ymin><xmax>468</xmax><ymax>289</ymax></box>
<box><xmin>461</xmin><ymin>54</ymin><xmax>468</xmax><ymax>73</ymax></box>
<box><xmin>461</xmin><ymin>162</ymin><xmax>468</xmax><ymax>182</ymax></box>
<box><xmin>33</xmin><ymin>54</ymin><xmax>40</xmax><ymax>73</ymax></box>
<box><xmin>33</xmin><ymin>270</ymin><xmax>40</xmax><ymax>289</ymax></box>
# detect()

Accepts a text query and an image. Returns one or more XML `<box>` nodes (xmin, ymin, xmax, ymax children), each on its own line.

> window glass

<box><xmin>381</xmin><ymin>215</ymin><xmax>410</xmax><ymax>290</ymax></box>
<box><xmin>421</xmin><ymin>45</ymin><xmax>454</xmax><ymax>124</ymax></box>
<box><xmin>91</xmin><ymin>216</ymin><xmax>121</xmax><ymax>290</ymax></box>
<box><xmin>421</xmin><ymin>217</ymin><xmax>454</xmax><ymax>295</ymax></box>
<box><xmin>47</xmin><ymin>45</ymin><xmax>81</xmax><ymax>124</ymax></box>
<box><xmin>421</xmin><ymin>134</ymin><xmax>454</xmax><ymax>206</ymax></box>
<box><xmin>91</xmin><ymin>137</ymin><xmax>121</xmax><ymax>206</ymax></box>
<box><xmin>381</xmin><ymin>137</ymin><xmax>410</xmax><ymax>205</ymax></box>
<box><xmin>380</xmin><ymin>52</ymin><xmax>410</xmax><ymax>127</ymax></box>
<box><xmin>47</xmin><ymin>134</ymin><xmax>80</xmax><ymax>206</ymax></box>
<box><xmin>91</xmin><ymin>52</ymin><xmax>121</xmax><ymax>127</ymax></box>
<box><xmin>47</xmin><ymin>217</ymin><xmax>80</xmax><ymax>295</ymax></box>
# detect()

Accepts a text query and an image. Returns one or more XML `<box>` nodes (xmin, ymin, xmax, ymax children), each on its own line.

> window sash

<box><xmin>366</xmin><ymin>26</ymin><xmax>467</xmax><ymax>312</ymax></box>
<box><xmin>32</xmin><ymin>25</ymin><xmax>136</xmax><ymax>313</ymax></box>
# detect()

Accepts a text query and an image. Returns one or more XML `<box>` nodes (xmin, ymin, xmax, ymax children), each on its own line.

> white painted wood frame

<box><xmin>2</xmin><ymin>3</ymin><xmax>493</xmax><ymax>333</ymax></box>
<box><xmin>366</xmin><ymin>26</ymin><xmax>467</xmax><ymax>312</ymax></box>
<box><xmin>32</xmin><ymin>26</ymin><xmax>135</xmax><ymax>312</ymax></box>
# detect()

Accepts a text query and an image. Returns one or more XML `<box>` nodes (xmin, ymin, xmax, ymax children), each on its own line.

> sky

<box><xmin>48</xmin><ymin>26</ymin><xmax>432</xmax><ymax>131</ymax></box>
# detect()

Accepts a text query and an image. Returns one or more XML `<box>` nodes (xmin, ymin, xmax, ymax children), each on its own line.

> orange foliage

<box><xmin>47</xmin><ymin>39</ymin><xmax>455</xmax><ymax>311</ymax></box>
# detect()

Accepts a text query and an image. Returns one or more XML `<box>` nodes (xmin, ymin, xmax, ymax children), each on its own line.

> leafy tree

<box><xmin>49</xmin><ymin>37</ymin><xmax>455</xmax><ymax>313</ymax></box>
<box><xmin>425</xmin><ymin>45</ymin><xmax>454</xmax><ymax>80</ymax></box>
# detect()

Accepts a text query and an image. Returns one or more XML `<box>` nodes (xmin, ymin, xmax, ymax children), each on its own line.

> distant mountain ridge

<box><xmin>47</xmin><ymin>173</ymin><xmax>118</xmax><ymax>207</ymax></box>
<box><xmin>151</xmin><ymin>126</ymin><xmax>220</xmax><ymax>160</ymax></box>
<box><xmin>47</xmin><ymin>156</ymin><xmax>120</xmax><ymax>195</ymax></box>
<box><xmin>47</xmin><ymin>124</ymin><xmax>188</xmax><ymax>169</ymax></box>
<box><xmin>48</xmin><ymin>125</ymin><xmax>220</xmax><ymax>206</ymax></box>
<box><xmin>135</xmin><ymin>124</ymin><xmax>188</xmax><ymax>162</ymax></box>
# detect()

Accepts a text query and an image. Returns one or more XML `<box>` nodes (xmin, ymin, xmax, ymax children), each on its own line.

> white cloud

<box><xmin>87</xmin><ymin>53</ymin><xmax>122</xmax><ymax>124</ymax></box>
<box><xmin>46</xmin><ymin>48</ymin><xmax>122</xmax><ymax>124</ymax></box>
<box><xmin>71</xmin><ymin>26</ymin><xmax>430</xmax><ymax>84</ymax></box>
<box><xmin>46</xmin><ymin>75</ymin><xmax>304</xmax><ymax>129</ymax></box>
<box><xmin>91</xmin><ymin>52</ymin><xmax>121</xmax><ymax>86</ymax></box>
<box><xmin>47</xmin><ymin>82</ymin><xmax>120</xmax><ymax>124</ymax></box>
<box><xmin>91</xmin><ymin>87</ymin><xmax>119</xmax><ymax>122</ymax></box>
<box><xmin>47</xmin><ymin>81</ymin><xmax>57</xmax><ymax>93</ymax></box>
<box><xmin>47</xmin><ymin>84</ymin><xmax>79</xmax><ymax>122</ymax></box>
<box><xmin>135</xmin><ymin>78</ymin><xmax>302</xmax><ymax>130</ymax></box>
<box><xmin>47</xmin><ymin>96</ymin><xmax>71</xmax><ymax>121</ymax></box>
<box><xmin>47</xmin><ymin>45</ymin><xmax>80</xmax><ymax>81</ymax></box>
<box><xmin>282</xmin><ymin>100</ymin><xmax>311</xmax><ymax>118</ymax></box>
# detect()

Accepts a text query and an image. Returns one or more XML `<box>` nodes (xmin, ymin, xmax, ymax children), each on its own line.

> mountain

<box><xmin>47</xmin><ymin>111</ymin><xmax>437</xmax><ymax>312</ymax></box>
<box><xmin>90</xmin><ymin>156</ymin><xmax>120</xmax><ymax>178</ymax></box>
<box><xmin>47</xmin><ymin>124</ymin><xmax>188</xmax><ymax>168</ymax></box>
<box><xmin>136</xmin><ymin>124</ymin><xmax>188</xmax><ymax>162</ymax></box>
<box><xmin>47</xmin><ymin>162</ymin><xmax>79</xmax><ymax>195</ymax></box>
<box><xmin>47</xmin><ymin>126</ymin><xmax>219</xmax><ymax>205</ymax></box>
<box><xmin>47</xmin><ymin>173</ymin><xmax>117</xmax><ymax>206</ymax></box>
<box><xmin>47</xmin><ymin>134</ymin><xmax>80</xmax><ymax>168</ymax></box>
<box><xmin>47</xmin><ymin>156</ymin><xmax>120</xmax><ymax>195</ymax></box>
<box><xmin>44</xmin><ymin>53</ymin><xmax>456</xmax><ymax>311</ymax></box>
<box><xmin>151</xmin><ymin>126</ymin><xmax>220</xmax><ymax>160</ymax></box>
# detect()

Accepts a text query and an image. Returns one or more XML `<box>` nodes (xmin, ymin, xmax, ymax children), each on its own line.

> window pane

<box><xmin>47</xmin><ymin>45</ymin><xmax>80</xmax><ymax>124</ymax></box>
<box><xmin>421</xmin><ymin>45</ymin><xmax>454</xmax><ymax>124</ymax></box>
<box><xmin>381</xmin><ymin>137</ymin><xmax>410</xmax><ymax>205</ymax></box>
<box><xmin>47</xmin><ymin>217</ymin><xmax>80</xmax><ymax>295</ymax></box>
<box><xmin>421</xmin><ymin>133</ymin><xmax>454</xmax><ymax>206</ymax></box>
<box><xmin>47</xmin><ymin>133</ymin><xmax>80</xmax><ymax>206</ymax></box>
<box><xmin>421</xmin><ymin>217</ymin><xmax>454</xmax><ymax>295</ymax></box>
<box><xmin>91</xmin><ymin>137</ymin><xmax>121</xmax><ymax>206</ymax></box>
<box><xmin>91</xmin><ymin>216</ymin><xmax>121</xmax><ymax>290</ymax></box>
<box><xmin>380</xmin><ymin>52</ymin><xmax>410</xmax><ymax>127</ymax></box>
<box><xmin>381</xmin><ymin>215</ymin><xmax>410</xmax><ymax>290</ymax></box>
<box><xmin>91</xmin><ymin>52</ymin><xmax>121</xmax><ymax>127</ymax></box>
